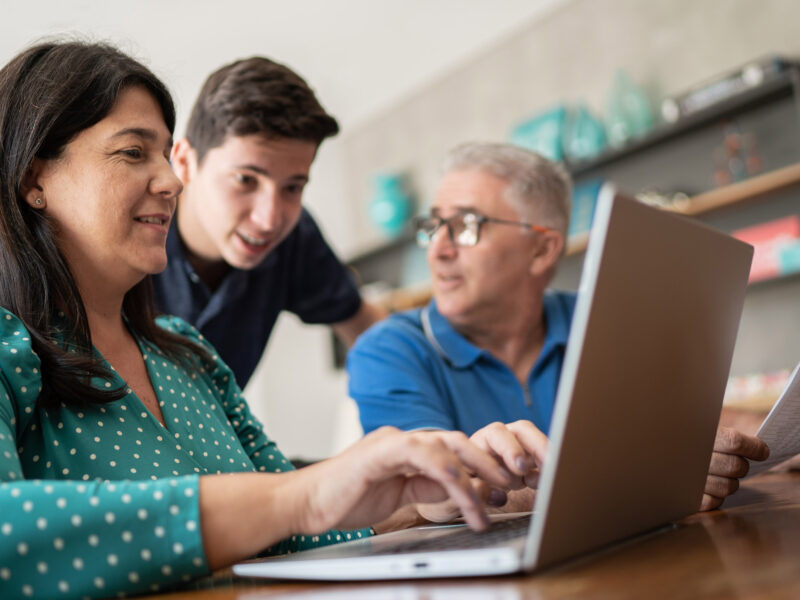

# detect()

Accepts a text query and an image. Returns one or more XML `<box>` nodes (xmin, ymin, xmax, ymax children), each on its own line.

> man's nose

<box><xmin>428</xmin><ymin>224</ymin><xmax>457</xmax><ymax>258</ymax></box>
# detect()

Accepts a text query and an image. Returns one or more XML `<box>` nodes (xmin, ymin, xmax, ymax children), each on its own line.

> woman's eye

<box><xmin>121</xmin><ymin>148</ymin><xmax>142</xmax><ymax>159</ymax></box>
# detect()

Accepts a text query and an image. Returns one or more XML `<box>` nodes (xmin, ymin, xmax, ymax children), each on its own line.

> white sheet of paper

<box><xmin>747</xmin><ymin>362</ymin><xmax>800</xmax><ymax>477</ymax></box>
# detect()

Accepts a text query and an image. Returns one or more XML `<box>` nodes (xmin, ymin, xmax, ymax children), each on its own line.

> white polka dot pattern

<box><xmin>0</xmin><ymin>476</ymin><xmax>203</xmax><ymax>598</ymax></box>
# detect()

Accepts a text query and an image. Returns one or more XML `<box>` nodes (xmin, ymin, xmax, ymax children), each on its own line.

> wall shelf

<box><xmin>565</xmin><ymin>161</ymin><xmax>800</xmax><ymax>256</ymax></box>
<box><xmin>671</xmin><ymin>161</ymin><xmax>800</xmax><ymax>216</ymax></box>
<box><xmin>566</xmin><ymin>69</ymin><xmax>800</xmax><ymax>178</ymax></box>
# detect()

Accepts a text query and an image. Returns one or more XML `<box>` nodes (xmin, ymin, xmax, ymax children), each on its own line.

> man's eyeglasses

<box><xmin>413</xmin><ymin>211</ymin><xmax>551</xmax><ymax>248</ymax></box>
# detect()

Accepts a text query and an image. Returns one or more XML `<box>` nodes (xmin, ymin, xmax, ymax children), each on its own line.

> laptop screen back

<box><xmin>525</xmin><ymin>187</ymin><xmax>753</xmax><ymax>570</ymax></box>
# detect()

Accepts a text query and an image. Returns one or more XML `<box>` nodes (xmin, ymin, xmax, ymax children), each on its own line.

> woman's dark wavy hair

<box><xmin>0</xmin><ymin>40</ymin><xmax>210</xmax><ymax>409</ymax></box>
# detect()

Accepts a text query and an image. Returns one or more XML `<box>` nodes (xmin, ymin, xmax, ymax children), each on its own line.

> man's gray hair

<box><xmin>442</xmin><ymin>142</ymin><xmax>572</xmax><ymax>239</ymax></box>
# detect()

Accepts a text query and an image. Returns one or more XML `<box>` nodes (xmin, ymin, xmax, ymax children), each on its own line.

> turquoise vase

<box><xmin>509</xmin><ymin>105</ymin><xmax>567</xmax><ymax>161</ymax></box>
<box><xmin>606</xmin><ymin>70</ymin><xmax>654</xmax><ymax>148</ymax></box>
<box><xmin>369</xmin><ymin>174</ymin><xmax>412</xmax><ymax>238</ymax></box>
<box><xmin>564</xmin><ymin>105</ymin><xmax>607</xmax><ymax>161</ymax></box>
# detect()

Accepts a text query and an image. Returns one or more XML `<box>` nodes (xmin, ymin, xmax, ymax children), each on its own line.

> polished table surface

<box><xmin>150</xmin><ymin>472</ymin><xmax>800</xmax><ymax>599</ymax></box>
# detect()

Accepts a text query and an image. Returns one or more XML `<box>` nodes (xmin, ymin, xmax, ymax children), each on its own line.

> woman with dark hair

<box><xmin>0</xmin><ymin>41</ymin><xmax>546</xmax><ymax>598</ymax></box>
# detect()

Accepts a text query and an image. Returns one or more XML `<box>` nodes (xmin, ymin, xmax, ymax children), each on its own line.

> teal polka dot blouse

<box><xmin>0</xmin><ymin>308</ymin><xmax>371</xmax><ymax>598</ymax></box>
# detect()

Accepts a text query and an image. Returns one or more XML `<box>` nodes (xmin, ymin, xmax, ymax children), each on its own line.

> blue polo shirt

<box><xmin>347</xmin><ymin>291</ymin><xmax>576</xmax><ymax>436</ymax></box>
<box><xmin>152</xmin><ymin>208</ymin><xmax>363</xmax><ymax>388</ymax></box>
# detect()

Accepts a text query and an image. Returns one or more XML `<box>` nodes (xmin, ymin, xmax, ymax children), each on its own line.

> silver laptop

<box><xmin>233</xmin><ymin>186</ymin><xmax>753</xmax><ymax>581</ymax></box>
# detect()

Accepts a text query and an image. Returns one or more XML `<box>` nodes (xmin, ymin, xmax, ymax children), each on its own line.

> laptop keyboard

<box><xmin>381</xmin><ymin>515</ymin><xmax>531</xmax><ymax>554</ymax></box>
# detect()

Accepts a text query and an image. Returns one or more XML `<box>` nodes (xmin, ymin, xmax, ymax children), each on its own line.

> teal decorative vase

<box><xmin>369</xmin><ymin>174</ymin><xmax>412</xmax><ymax>238</ymax></box>
<box><xmin>510</xmin><ymin>105</ymin><xmax>567</xmax><ymax>161</ymax></box>
<box><xmin>564</xmin><ymin>105</ymin><xmax>607</xmax><ymax>161</ymax></box>
<box><xmin>606</xmin><ymin>70</ymin><xmax>654</xmax><ymax>148</ymax></box>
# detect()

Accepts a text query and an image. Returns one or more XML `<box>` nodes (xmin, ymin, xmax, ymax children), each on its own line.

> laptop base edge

<box><xmin>232</xmin><ymin>546</ymin><xmax>523</xmax><ymax>581</ymax></box>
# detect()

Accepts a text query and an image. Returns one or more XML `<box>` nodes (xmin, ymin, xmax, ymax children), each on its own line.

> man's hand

<box><xmin>416</xmin><ymin>421</ymin><xmax>547</xmax><ymax>523</ymax></box>
<box><xmin>701</xmin><ymin>426</ymin><xmax>769</xmax><ymax>511</ymax></box>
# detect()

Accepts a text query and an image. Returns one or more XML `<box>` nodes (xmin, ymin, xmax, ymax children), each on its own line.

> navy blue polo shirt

<box><xmin>347</xmin><ymin>291</ymin><xmax>576</xmax><ymax>436</ymax></box>
<box><xmin>153</xmin><ymin>208</ymin><xmax>362</xmax><ymax>388</ymax></box>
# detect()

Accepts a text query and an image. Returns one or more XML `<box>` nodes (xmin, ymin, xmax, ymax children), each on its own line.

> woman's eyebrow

<box><xmin>110</xmin><ymin>127</ymin><xmax>158</xmax><ymax>141</ymax></box>
<box><xmin>111</xmin><ymin>127</ymin><xmax>173</xmax><ymax>152</ymax></box>
<box><xmin>110</xmin><ymin>127</ymin><xmax>173</xmax><ymax>151</ymax></box>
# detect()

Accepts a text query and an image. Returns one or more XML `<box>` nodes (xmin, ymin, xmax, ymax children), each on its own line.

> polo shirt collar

<box><xmin>424</xmin><ymin>291</ymin><xmax>571</xmax><ymax>369</ymax></box>
<box><xmin>424</xmin><ymin>300</ymin><xmax>484</xmax><ymax>368</ymax></box>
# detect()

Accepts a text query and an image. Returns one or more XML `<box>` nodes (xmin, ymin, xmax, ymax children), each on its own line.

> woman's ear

<box><xmin>530</xmin><ymin>230</ymin><xmax>565</xmax><ymax>278</ymax></box>
<box><xmin>21</xmin><ymin>158</ymin><xmax>46</xmax><ymax>209</ymax></box>
<box><xmin>171</xmin><ymin>138</ymin><xmax>197</xmax><ymax>185</ymax></box>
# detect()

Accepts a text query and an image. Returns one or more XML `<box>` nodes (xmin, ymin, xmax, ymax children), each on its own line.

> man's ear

<box><xmin>530</xmin><ymin>230</ymin><xmax>565</xmax><ymax>278</ymax></box>
<box><xmin>171</xmin><ymin>138</ymin><xmax>197</xmax><ymax>185</ymax></box>
<box><xmin>21</xmin><ymin>158</ymin><xmax>46</xmax><ymax>208</ymax></box>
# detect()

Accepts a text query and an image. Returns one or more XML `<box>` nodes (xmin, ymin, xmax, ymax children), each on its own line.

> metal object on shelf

<box><xmin>660</xmin><ymin>56</ymin><xmax>797</xmax><ymax>123</ymax></box>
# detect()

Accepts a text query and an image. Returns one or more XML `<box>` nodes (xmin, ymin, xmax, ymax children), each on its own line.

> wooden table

<box><xmin>151</xmin><ymin>472</ymin><xmax>800</xmax><ymax>599</ymax></box>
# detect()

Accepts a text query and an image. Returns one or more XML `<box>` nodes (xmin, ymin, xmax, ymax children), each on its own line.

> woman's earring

<box><xmin>34</xmin><ymin>198</ymin><xmax>43</xmax><ymax>206</ymax></box>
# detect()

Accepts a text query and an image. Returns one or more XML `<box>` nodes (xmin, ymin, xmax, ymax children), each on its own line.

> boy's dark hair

<box><xmin>185</xmin><ymin>56</ymin><xmax>339</xmax><ymax>162</ymax></box>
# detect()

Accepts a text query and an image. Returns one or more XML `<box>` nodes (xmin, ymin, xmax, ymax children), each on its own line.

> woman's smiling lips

<box><xmin>134</xmin><ymin>213</ymin><xmax>170</xmax><ymax>232</ymax></box>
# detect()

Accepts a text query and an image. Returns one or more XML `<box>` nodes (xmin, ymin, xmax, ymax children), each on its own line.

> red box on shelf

<box><xmin>731</xmin><ymin>214</ymin><xmax>800</xmax><ymax>282</ymax></box>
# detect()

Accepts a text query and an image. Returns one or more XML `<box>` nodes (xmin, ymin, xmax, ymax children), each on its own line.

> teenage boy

<box><xmin>154</xmin><ymin>57</ymin><xmax>383</xmax><ymax>388</ymax></box>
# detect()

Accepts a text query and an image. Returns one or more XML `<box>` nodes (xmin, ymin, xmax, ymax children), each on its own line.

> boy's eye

<box><xmin>234</xmin><ymin>173</ymin><xmax>257</xmax><ymax>186</ymax></box>
<box><xmin>285</xmin><ymin>183</ymin><xmax>306</xmax><ymax>195</ymax></box>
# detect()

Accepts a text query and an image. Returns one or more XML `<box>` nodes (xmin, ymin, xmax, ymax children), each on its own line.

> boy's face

<box><xmin>172</xmin><ymin>134</ymin><xmax>317</xmax><ymax>270</ymax></box>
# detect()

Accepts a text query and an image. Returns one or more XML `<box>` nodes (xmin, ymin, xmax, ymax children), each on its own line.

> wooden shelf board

<box><xmin>564</xmin><ymin>161</ymin><xmax>800</xmax><ymax>257</ymax></box>
<box><xmin>668</xmin><ymin>162</ymin><xmax>800</xmax><ymax>216</ymax></box>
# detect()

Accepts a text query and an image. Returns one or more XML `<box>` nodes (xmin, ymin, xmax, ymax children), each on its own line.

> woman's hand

<box><xmin>285</xmin><ymin>426</ymin><xmax>515</xmax><ymax>534</ymax></box>
<box><xmin>199</xmin><ymin>424</ymin><xmax>545</xmax><ymax>569</ymax></box>
<box><xmin>417</xmin><ymin>420</ymin><xmax>548</xmax><ymax>523</ymax></box>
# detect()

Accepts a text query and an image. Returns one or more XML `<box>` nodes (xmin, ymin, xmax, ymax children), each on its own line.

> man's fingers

<box><xmin>708</xmin><ymin>451</ymin><xmax>750</xmax><ymax>479</ymax></box>
<box><xmin>699</xmin><ymin>493</ymin><xmax>724</xmax><ymax>512</ymax></box>
<box><xmin>506</xmin><ymin>421</ymin><xmax>549</xmax><ymax>468</ymax></box>
<box><xmin>699</xmin><ymin>428</ymin><xmax>765</xmax><ymax>513</ymax></box>
<box><xmin>470</xmin><ymin>422</ymin><xmax>527</xmax><ymax>474</ymax></box>
<box><xmin>523</xmin><ymin>470</ymin><xmax>540</xmax><ymax>489</ymax></box>
<box><xmin>704</xmin><ymin>473</ymin><xmax>739</xmax><ymax>499</ymax></box>
<box><xmin>714</xmin><ymin>426</ymin><xmax>769</xmax><ymax>461</ymax></box>
<box><xmin>470</xmin><ymin>421</ymin><xmax>548</xmax><ymax>479</ymax></box>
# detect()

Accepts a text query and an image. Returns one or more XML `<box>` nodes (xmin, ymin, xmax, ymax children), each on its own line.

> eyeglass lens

<box><xmin>415</xmin><ymin>213</ymin><xmax>480</xmax><ymax>247</ymax></box>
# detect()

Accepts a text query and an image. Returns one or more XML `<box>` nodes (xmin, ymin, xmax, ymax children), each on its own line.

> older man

<box><xmin>347</xmin><ymin>142</ymin><xmax>768</xmax><ymax>511</ymax></box>
<box><xmin>349</xmin><ymin>142</ymin><xmax>573</xmax><ymax>436</ymax></box>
